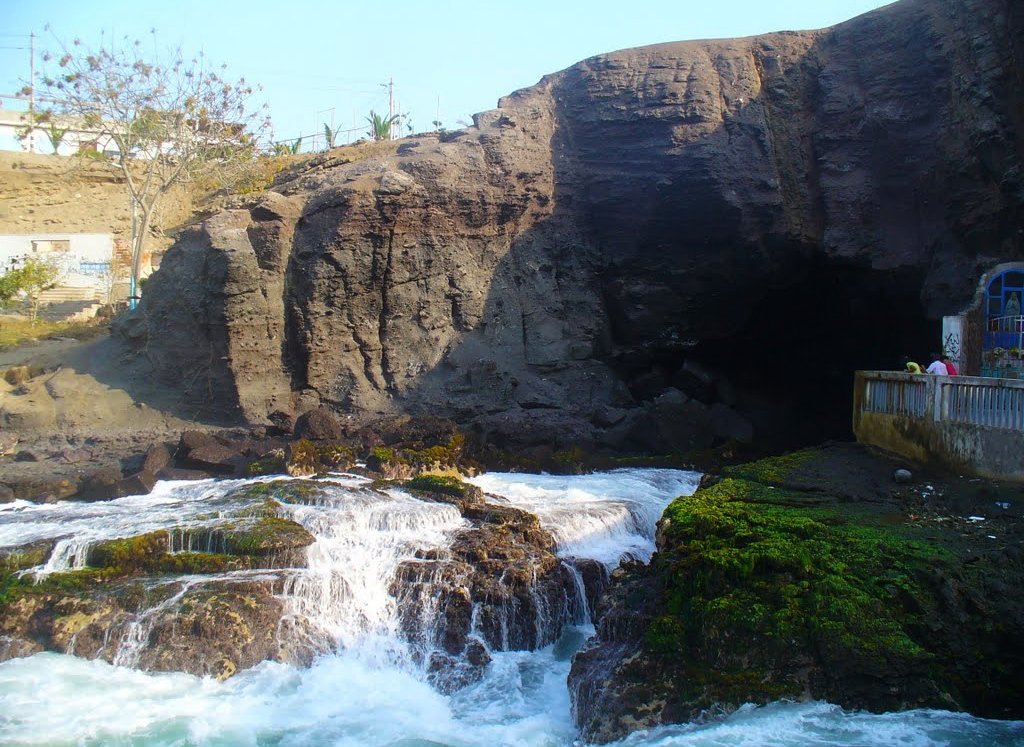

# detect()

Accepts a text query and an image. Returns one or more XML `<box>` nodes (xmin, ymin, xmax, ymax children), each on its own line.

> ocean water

<box><xmin>0</xmin><ymin>469</ymin><xmax>1020</xmax><ymax>747</ymax></box>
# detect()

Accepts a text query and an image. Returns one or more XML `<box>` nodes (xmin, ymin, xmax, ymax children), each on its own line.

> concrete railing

<box><xmin>854</xmin><ymin>371</ymin><xmax>1024</xmax><ymax>482</ymax></box>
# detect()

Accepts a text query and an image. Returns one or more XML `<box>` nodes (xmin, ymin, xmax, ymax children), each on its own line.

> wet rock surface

<box><xmin>387</xmin><ymin>476</ymin><xmax>606</xmax><ymax>689</ymax></box>
<box><xmin>568</xmin><ymin>443</ymin><xmax>1024</xmax><ymax>743</ymax></box>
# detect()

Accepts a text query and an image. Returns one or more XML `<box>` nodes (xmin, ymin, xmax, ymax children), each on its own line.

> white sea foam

<box><xmin>468</xmin><ymin>469</ymin><xmax>701</xmax><ymax>566</ymax></box>
<box><xmin>0</xmin><ymin>652</ymin><xmax>1019</xmax><ymax>747</ymax></box>
<box><xmin>611</xmin><ymin>701</ymin><xmax>1024</xmax><ymax>746</ymax></box>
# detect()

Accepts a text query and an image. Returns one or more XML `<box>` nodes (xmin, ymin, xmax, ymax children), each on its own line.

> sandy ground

<box><xmin>0</xmin><ymin>330</ymin><xmax>215</xmax><ymax>499</ymax></box>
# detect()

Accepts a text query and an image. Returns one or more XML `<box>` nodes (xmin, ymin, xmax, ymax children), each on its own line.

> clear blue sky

<box><xmin>1</xmin><ymin>0</ymin><xmax>893</xmax><ymax>150</ymax></box>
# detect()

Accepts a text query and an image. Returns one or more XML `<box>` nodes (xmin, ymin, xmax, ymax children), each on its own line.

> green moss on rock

<box><xmin>368</xmin><ymin>435</ymin><xmax>467</xmax><ymax>474</ymax></box>
<box><xmin>0</xmin><ymin>568</ymin><xmax>116</xmax><ymax>608</ymax></box>
<box><xmin>287</xmin><ymin>439</ymin><xmax>319</xmax><ymax>475</ymax></box>
<box><xmin>317</xmin><ymin>444</ymin><xmax>356</xmax><ymax>469</ymax></box>
<box><xmin>229</xmin><ymin>479</ymin><xmax>324</xmax><ymax>505</ymax></box>
<box><xmin>222</xmin><ymin>517</ymin><xmax>315</xmax><ymax>556</ymax></box>
<box><xmin>85</xmin><ymin>533</ymin><xmax>260</xmax><ymax>575</ymax></box>
<box><xmin>404</xmin><ymin>474</ymin><xmax>467</xmax><ymax>498</ymax></box>
<box><xmin>719</xmin><ymin>448</ymin><xmax>818</xmax><ymax>485</ymax></box>
<box><xmin>246</xmin><ymin>457</ymin><xmax>285</xmax><ymax>477</ymax></box>
<box><xmin>86</xmin><ymin>532</ymin><xmax>169</xmax><ymax>572</ymax></box>
<box><xmin>144</xmin><ymin>552</ymin><xmax>255</xmax><ymax>575</ymax></box>
<box><xmin>1</xmin><ymin>541</ymin><xmax>53</xmax><ymax>571</ymax></box>
<box><xmin>655</xmin><ymin>477</ymin><xmax>945</xmax><ymax>667</ymax></box>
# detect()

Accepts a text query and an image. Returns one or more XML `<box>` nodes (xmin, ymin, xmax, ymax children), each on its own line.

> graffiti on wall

<box><xmin>943</xmin><ymin>331</ymin><xmax>962</xmax><ymax>362</ymax></box>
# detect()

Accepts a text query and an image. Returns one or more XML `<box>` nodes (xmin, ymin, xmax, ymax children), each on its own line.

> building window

<box><xmin>31</xmin><ymin>239</ymin><xmax>70</xmax><ymax>254</ymax></box>
<box><xmin>986</xmin><ymin>270</ymin><xmax>1024</xmax><ymax>324</ymax></box>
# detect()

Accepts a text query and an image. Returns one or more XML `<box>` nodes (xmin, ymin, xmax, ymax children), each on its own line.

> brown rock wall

<box><xmin>128</xmin><ymin>0</ymin><xmax>1024</xmax><ymax>447</ymax></box>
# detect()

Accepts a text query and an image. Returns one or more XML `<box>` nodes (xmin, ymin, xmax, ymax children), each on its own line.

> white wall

<box><xmin>0</xmin><ymin>233</ymin><xmax>115</xmax><ymax>290</ymax></box>
<box><xmin>0</xmin><ymin>111</ymin><xmax>118</xmax><ymax>156</ymax></box>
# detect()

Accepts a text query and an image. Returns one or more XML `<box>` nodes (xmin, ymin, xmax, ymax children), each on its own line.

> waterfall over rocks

<box><xmin>0</xmin><ymin>469</ymin><xmax>698</xmax><ymax>690</ymax></box>
<box><xmin>1</xmin><ymin>468</ymin><xmax>1022</xmax><ymax>745</ymax></box>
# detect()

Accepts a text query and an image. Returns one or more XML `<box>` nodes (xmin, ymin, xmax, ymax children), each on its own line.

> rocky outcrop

<box><xmin>567</xmin><ymin>444</ymin><xmax>1024</xmax><ymax>742</ymax></box>
<box><xmin>0</xmin><ymin>575</ymin><xmax>297</xmax><ymax>681</ymax></box>
<box><xmin>0</xmin><ymin>505</ymin><xmax>318</xmax><ymax>679</ymax></box>
<box><xmin>127</xmin><ymin>0</ymin><xmax>1024</xmax><ymax>451</ymax></box>
<box><xmin>394</xmin><ymin>477</ymin><xmax>605</xmax><ymax>690</ymax></box>
<box><xmin>0</xmin><ymin>474</ymin><xmax>602</xmax><ymax>692</ymax></box>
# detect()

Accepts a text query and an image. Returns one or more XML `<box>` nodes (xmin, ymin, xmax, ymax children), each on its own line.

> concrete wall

<box><xmin>853</xmin><ymin>371</ymin><xmax>1024</xmax><ymax>482</ymax></box>
<box><xmin>0</xmin><ymin>233</ymin><xmax>115</xmax><ymax>291</ymax></box>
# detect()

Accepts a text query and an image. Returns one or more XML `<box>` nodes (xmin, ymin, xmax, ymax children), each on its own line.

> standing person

<box><xmin>926</xmin><ymin>352</ymin><xmax>948</xmax><ymax>375</ymax></box>
<box><xmin>901</xmin><ymin>356</ymin><xmax>923</xmax><ymax>374</ymax></box>
<box><xmin>942</xmin><ymin>354</ymin><xmax>959</xmax><ymax>375</ymax></box>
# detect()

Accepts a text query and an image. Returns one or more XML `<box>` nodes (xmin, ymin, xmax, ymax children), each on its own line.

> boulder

<box><xmin>56</xmin><ymin>448</ymin><xmax>92</xmax><ymax>464</ymax></box>
<box><xmin>177</xmin><ymin>430</ymin><xmax>218</xmax><ymax>455</ymax></box>
<box><xmin>267</xmin><ymin>409</ymin><xmax>295</xmax><ymax>435</ymax></box>
<box><xmin>76</xmin><ymin>467</ymin><xmax>125</xmax><ymax>501</ymax></box>
<box><xmin>77</xmin><ymin>467</ymin><xmax>155</xmax><ymax>501</ymax></box>
<box><xmin>569</xmin><ymin>445</ymin><xmax>1024</xmax><ymax>742</ymax></box>
<box><xmin>142</xmin><ymin>443</ymin><xmax>172</xmax><ymax>474</ymax></box>
<box><xmin>119</xmin><ymin>469</ymin><xmax>157</xmax><ymax>497</ymax></box>
<box><xmin>293</xmin><ymin>408</ymin><xmax>342</xmax><ymax>441</ymax></box>
<box><xmin>182</xmin><ymin>444</ymin><xmax>245</xmax><ymax>475</ymax></box>
<box><xmin>3</xmin><ymin>365</ymin><xmax>44</xmax><ymax>385</ymax></box>
<box><xmin>0</xmin><ymin>575</ymin><xmax>294</xmax><ymax>681</ymax></box>
<box><xmin>157</xmin><ymin>467</ymin><xmax>212</xmax><ymax>481</ymax></box>
<box><xmin>708</xmin><ymin>402</ymin><xmax>755</xmax><ymax>443</ymax></box>
<box><xmin>285</xmin><ymin>440</ymin><xmax>318</xmax><ymax>477</ymax></box>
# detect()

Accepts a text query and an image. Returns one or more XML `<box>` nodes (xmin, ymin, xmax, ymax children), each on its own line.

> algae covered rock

<box><xmin>570</xmin><ymin>444</ymin><xmax>1024</xmax><ymax>743</ymax></box>
<box><xmin>0</xmin><ymin>571</ymin><xmax>297</xmax><ymax>680</ymax></box>
<box><xmin>0</xmin><ymin>487</ymin><xmax>317</xmax><ymax>677</ymax></box>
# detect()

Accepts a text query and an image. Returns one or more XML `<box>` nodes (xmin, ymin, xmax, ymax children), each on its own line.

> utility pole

<box><xmin>388</xmin><ymin>77</ymin><xmax>394</xmax><ymax>140</ymax></box>
<box><xmin>28</xmin><ymin>31</ymin><xmax>35</xmax><ymax>153</ymax></box>
<box><xmin>129</xmin><ymin>196</ymin><xmax>138</xmax><ymax>310</ymax></box>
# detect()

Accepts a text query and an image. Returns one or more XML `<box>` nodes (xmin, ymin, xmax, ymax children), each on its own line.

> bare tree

<box><xmin>31</xmin><ymin>32</ymin><xmax>271</xmax><ymax>298</ymax></box>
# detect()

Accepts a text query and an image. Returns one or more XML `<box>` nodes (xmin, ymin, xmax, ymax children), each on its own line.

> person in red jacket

<box><xmin>942</xmin><ymin>354</ymin><xmax>959</xmax><ymax>375</ymax></box>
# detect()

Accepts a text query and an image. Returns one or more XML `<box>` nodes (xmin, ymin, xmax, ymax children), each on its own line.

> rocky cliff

<box><xmin>127</xmin><ymin>0</ymin><xmax>1024</xmax><ymax>451</ymax></box>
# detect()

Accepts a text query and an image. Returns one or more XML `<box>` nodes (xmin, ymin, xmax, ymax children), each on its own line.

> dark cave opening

<box><xmin>612</xmin><ymin>258</ymin><xmax>940</xmax><ymax>451</ymax></box>
<box><xmin>696</xmin><ymin>260</ymin><xmax>938</xmax><ymax>447</ymax></box>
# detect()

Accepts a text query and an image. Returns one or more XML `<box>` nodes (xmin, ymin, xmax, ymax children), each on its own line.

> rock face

<box><xmin>567</xmin><ymin>444</ymin><xmax>1024</xmax><ymax>743</ymax></box>
<box><xmin>128</xmin><ymin>0</ymin><xmax>1023</xmax><ymax>449</ymax></box>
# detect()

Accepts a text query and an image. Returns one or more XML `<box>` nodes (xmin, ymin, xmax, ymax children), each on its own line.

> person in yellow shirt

<box><xmin>901</xmin><ymin>356</ymin><xmax>923</xmax><ymax>373</ymax></box>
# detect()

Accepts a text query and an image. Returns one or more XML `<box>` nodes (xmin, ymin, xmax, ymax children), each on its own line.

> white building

<box><xmin>0</xmin><ymin>232</ymin><xmax>128</xmax><ymax>303</ymax></box>
<box><xmin>0</xmin><ymin>109</ymin><xmax>117</xmax><ymax>156</ymax></box>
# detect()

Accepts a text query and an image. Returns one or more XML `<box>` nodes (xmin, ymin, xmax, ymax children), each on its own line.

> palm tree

<box><xmin>323</xmin><ymin>124</ymin><xmax>339</xmax><ymax>150</ymax></box>
<box><xmin>365</xmin><ymin>109</ymin><xmax>400</xmax><ymax>141</ymax></box>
